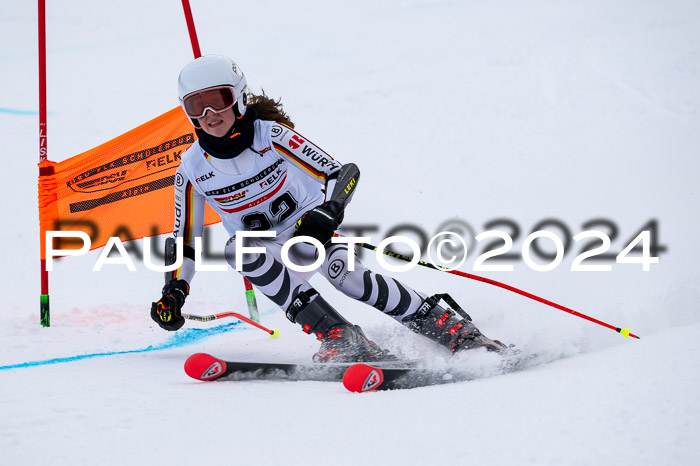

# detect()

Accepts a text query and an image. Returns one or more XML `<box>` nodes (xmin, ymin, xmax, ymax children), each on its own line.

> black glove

<box><xmin>150</xmin><ymin>279</ymin><xmax>189</xmax><ymax>331</ymax></box>
<box><xmin>294</xmin><ymin>201</ymin><xmax>344</xmax><ymax>244</ymax></box>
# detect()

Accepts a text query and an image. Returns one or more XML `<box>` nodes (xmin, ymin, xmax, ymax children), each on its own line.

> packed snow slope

<box><xmin>1</xmin><ymin>1</ymin><xmax>699</xmax><ymax>465</ymax></box>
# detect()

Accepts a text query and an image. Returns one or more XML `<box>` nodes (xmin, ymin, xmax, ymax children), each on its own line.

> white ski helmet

<box><xmin>177</xmin><ymin>54</ymin><xmax>248</xmax><ymax>120</ymax></box>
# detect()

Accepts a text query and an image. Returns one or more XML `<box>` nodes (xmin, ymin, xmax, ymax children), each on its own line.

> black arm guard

<box><xmin>328</xmin><ymin>163</ymin><xmax>360</xmax><ymax>209</ymax></box>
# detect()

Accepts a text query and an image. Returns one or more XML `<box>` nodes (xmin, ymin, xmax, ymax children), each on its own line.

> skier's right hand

<box><xmin>151</xmin><ymin>279</ymin><xmax>189</xmax><ymax>331</ymax></box>
<box><xmin>294</xmin><ymin>201</ymin><xmax>343</xmax><ymax>244</ymax></box>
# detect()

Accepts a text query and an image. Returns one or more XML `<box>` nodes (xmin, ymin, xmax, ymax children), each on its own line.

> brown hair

<box><xmin>247</xmin><ymin>91</ymin><xmax>294</xmax><ymax>128</ymax></box>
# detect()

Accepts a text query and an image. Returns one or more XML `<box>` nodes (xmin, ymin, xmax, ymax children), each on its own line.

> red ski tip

<box><xmin>184</xmin><ymin>353</ymin><xmax>227</xmax><ymax>381</ymax></box>
<box><xmin>343</xmin><ymin>364</ymin><xmax>384</xmax><ymax>393</ymax></box>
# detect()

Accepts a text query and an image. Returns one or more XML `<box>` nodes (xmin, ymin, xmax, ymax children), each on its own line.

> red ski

<box><xmin>184</xmin><ymin>353</ymin><xmax>417</xmax><ymax>382</ymax></box>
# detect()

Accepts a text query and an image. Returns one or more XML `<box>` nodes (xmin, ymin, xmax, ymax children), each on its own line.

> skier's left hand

<box><xmin>295</xmin><ymin>201</ymin><xmax>344</xmax><ymax>244</ymax></box>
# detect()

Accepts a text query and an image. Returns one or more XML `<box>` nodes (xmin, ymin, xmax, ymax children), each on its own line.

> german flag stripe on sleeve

<box><xmin>174</xmin><ymin>181</ymin><xmax>196</xmax><ymax>280</ymax></box>
<box><xmin>273</xmin><ymin>142</ymin><xmax>327</xmax><ymax>181</ymax></box>
<box><xmin>184</xmin><ymin>181</ymin><xmax>196</xmax><ymax>245</ymax></box>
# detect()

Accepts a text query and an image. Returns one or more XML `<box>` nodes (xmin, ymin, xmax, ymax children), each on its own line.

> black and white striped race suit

<box><xmin>170</xmin><ymin>119</ymin><xmax>426</xmax><ymax>323</ymax></box>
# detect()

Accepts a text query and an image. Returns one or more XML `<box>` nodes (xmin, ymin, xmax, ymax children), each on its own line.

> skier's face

<box><xmin>198</xmin><ymin>108</ymin><xmax>236</xmax><ymax>138</ymax></box>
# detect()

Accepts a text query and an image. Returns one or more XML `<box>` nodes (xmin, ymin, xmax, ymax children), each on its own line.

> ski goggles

<box><xmin>182</xmin><ymin>86</ymin><xmax>236</xmax><ymax>119</ymax></box>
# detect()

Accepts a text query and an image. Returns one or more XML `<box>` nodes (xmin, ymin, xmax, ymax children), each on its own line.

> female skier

<box><xmin>151</xmin><ymin>54</ymin><xmax>506</xmax><ymax>362</ymax></box>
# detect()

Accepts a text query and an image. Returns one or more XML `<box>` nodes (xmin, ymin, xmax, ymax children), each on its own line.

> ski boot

<box><xmin>403</xmin><ymin>294</ymin><xmax>507</xmax><ymax>353</ymax></box>
<box><xmin>286</xmin><ymin>289</ymin><xmax>394</xmax><ymax>363</ymax></box>
<box><xmin>312</xmin><ymin>324</ymin><xmax>395</xmax><ymax>363</ymax></box>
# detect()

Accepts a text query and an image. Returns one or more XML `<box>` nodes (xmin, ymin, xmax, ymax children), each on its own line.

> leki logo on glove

<box><xmin>200</xmin><ymin>362</ymin><xmax>224</xmax><ymax>380</ymax></box>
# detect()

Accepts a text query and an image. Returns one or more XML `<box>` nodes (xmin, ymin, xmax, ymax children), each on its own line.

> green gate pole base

<box><xmin>40</xmin><ymin>294</ymin><xmax>50</xmax><ymax>327</ymax></box>
<box><xmin>245</xmin><ymin>289</ymin><xmax>260</xmax><ymax>323</ymax></box>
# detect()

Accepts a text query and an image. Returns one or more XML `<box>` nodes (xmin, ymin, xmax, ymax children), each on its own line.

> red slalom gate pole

<box><xmin>359</xmin><ymin>242</ymin><xmax>640</xmax><ymax>339</ymax></box>
<box><xmin>38</xmin><ymin>0</ymin><xmax>50</xmax><ymax>327</ymax></box>
<box><xmin>181</xmin><ymin>0</ymin><xmax>201</xmax><ymax>58</ymax></box>
<box><xmin>179</xmin><ymin>0</ymin><xmax>260</xmax><ymax>322</ymax></box>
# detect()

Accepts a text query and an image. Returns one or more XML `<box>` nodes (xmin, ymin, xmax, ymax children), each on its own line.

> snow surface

<box><xmin>2</xmin><ymin>0</ymin><xmax>700</xmax><ymax>465</ymax></box>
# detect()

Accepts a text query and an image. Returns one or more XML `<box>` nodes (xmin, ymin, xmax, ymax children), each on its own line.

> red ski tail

<box><xmin>343</xmin><ymin>364</ymin><xmax>384</xmax><ymax>392</ymax></box>
<box><xmin>184</xmin><ymin>353</ymin><xmax>228</xmax><ymax>381</ymax></box>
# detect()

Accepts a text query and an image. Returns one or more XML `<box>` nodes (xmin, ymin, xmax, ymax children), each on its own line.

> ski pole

<box><xmin>184</xmin><ymin>311</ymin><xmax>280</xmax><ymax>338</ymax></box>
<box><xmin>358</xmin><ymin>242</ymin><xmax>640</xmax><ymax>339</ymax></box>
